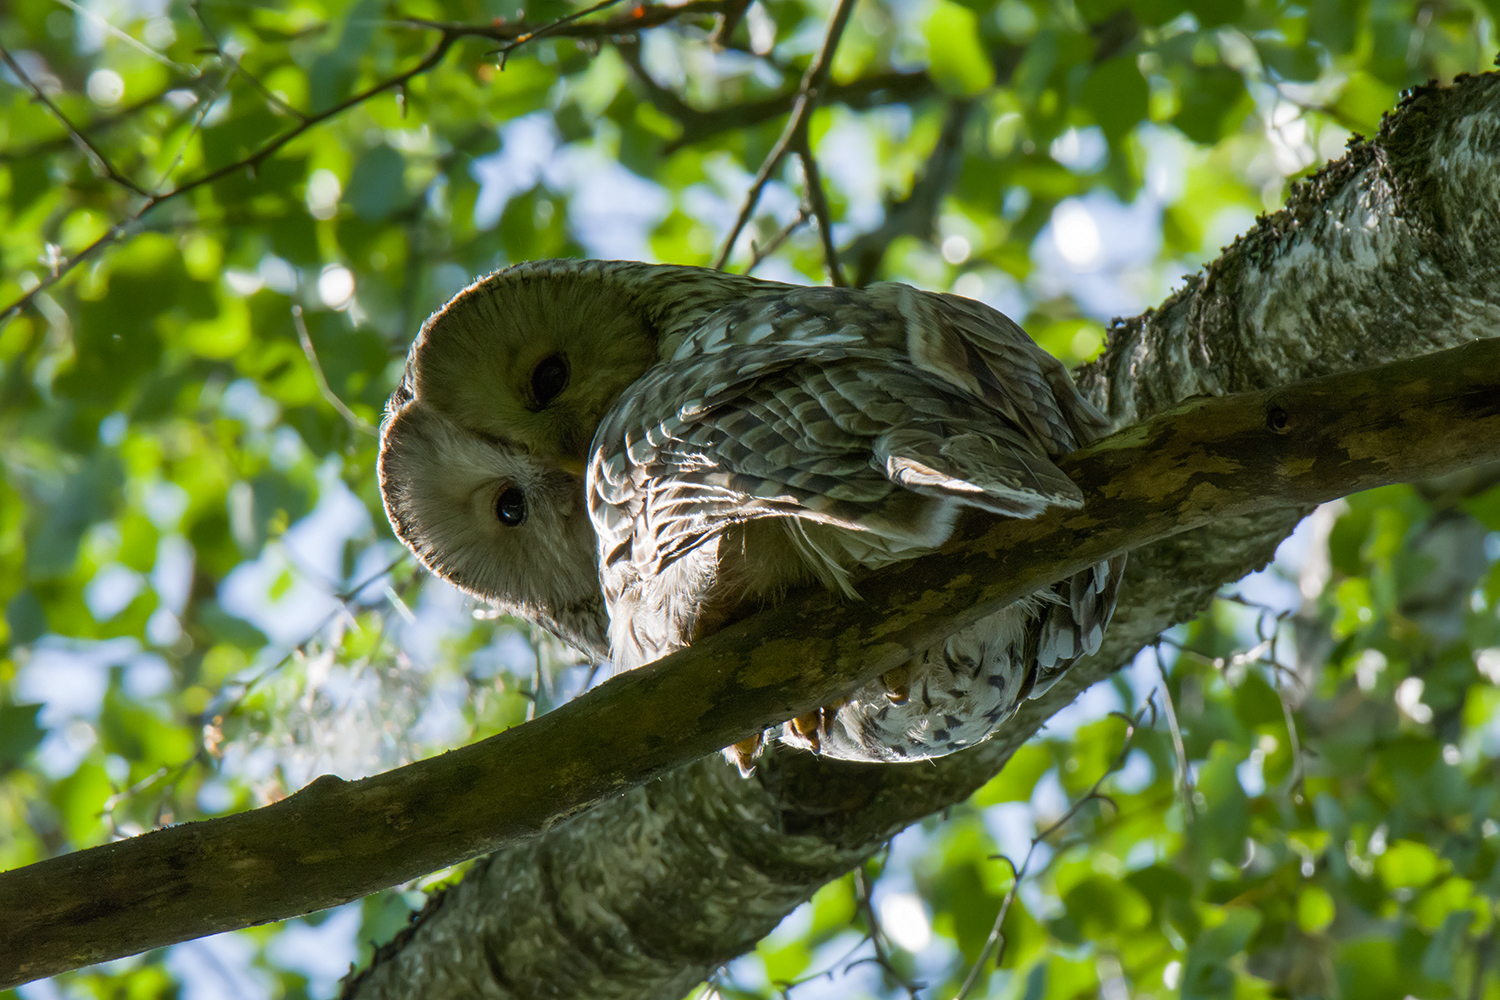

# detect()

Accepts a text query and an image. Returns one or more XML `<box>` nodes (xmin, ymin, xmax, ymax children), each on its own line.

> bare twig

<box><xmin>841</xmin><ymin>99</ymin><xmax>972</xmax><ymax>287</ymax></box>
<box><xmin>492</xmin><ymin>0</ymin><xmax>628</xmax><ymax>67</ymax></box>
<box><xmin>2</xmin><ymin>0</ymin><xmax>739</xmax><ymax>323</ymax></box>
<box><xmin>1154</xmin><ymin>644</ymin><xmax>1196</xmax><ymax>821</ymax></box>
<box><xmin>708</xmin><ymin>0</ymin><xmax>753</xmax><ymax>48</ymax></box>
<box><xmin>745</xmin><ymin>206</ymin><xmax>810</xmax><ymax>273</ymax></box>
<box><xmin>154</xmin><ymin>66</ymin><xmax>235</xmax><ymax>194</ymax></box>
<box><xmin>666</xmin><ymin>70</ymin><xmax>936</xmax><ymax>152</ymax></box>
<box><xmin>50</xmin><ymin>0</ymin><xmax>189</xmax><ymax>72</ymax></box>
<box><xmin>189</xmin><ymin>0</ymin><xmax>307</xmax><ymax>121</ymax></box>
<box><xmin>848</xmin><ymin>866</ymin><xmax>924</xmax><ymax>998</ymax></box>
<box><xmin>291</xmin><ymin>305</ymin><xmax>379</xmax><ymax>436</ymax></box>
<box><xmin>401</xmin><ymin>0</ymin><xmax>728</xmax><ymax>45</ymax></box>
<box><xmin>953</xmin><ymin>706</ymin><xmax>1145</xmax><ymax>1000</ymax></box>
<box><xmin>0</xmin><ymin>45</ymin><xmax>150</xmax><ymax>196</ymax></box>
<box><xmin>1</xmin><ymin>29</ymin><xmax>461</xmax><ymax>323</ymax></box>
<box><xmin>712</xmin><ymin>0</ymin><xmax>857</xmax><ymax>270</ymax></box>
<box><xmin>0</xmin><ymin>82</ymin><xmax>192</xmax><ymax>163</ymax></box>
<box><xmin>795</xmin><ymin>137</ymin><xmax>845</xmax><ymax>286</ymax></box>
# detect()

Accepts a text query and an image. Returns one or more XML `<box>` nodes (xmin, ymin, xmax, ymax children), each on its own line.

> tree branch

<box><xmin>0</xmin><ymin>0</ymin><xmax>732</xmax><ymax>323</ymax></box>
<box><xmin>3</xmin><ymin>334</ymin><xmax>1499</xmax><ymax>987</ymax></box>
<box><xmin>342</xmin><ymin>69</ymin><xmax>1500</xmax><ymax>1000</ymax></box>
<box><xmin>712</xmin><ymin>0</ymin><xmax>857</xmax><ymax>270</ymax></box>
<box><xmin>0</xmin><ymin>45</ymin><xmax>150</xmax><ymax>197</ymax></box>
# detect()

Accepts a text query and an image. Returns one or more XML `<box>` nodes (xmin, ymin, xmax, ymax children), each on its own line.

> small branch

<box><xmin>840</xmin><ymin>98</ymin><xmax>971</xmax><ymax>287</ymax></box>
<box><xmin>491</xmin><ymin>0</ymin><xmax>629</xmax><ymax>67</ymax></box>
<box><xmin>189</xmin><ymin>0</ymin><xmax>308</xmax><ymax>121</ymax></box>
<box><xmin>667</xmin><ymin>70</ymin><xmax>937</xmax><ymax>152</ymax></box>
<box><xmin>154</xmin><ymin>66</ymin><xmax>236</xmax><ymax>194</ymax></box>
<box><xmin>1154</xmin><ymin>645</ymin><xmax>1196</xmax><ymax>822</ymax></box>
<box><xmin>709</xmin><ymin>0</ymin><xmax>753</xmax><ymax>48</ymax></box>
<box><xmin>0</xmin><ymin>83</ymin><xmax>189</xmax><ymax>163</ymax></box>
<box><xmin>745</xmin><ymin>206</ymin><xmax>810</xmax><ymax>274</ymax></box>
<box><xmin>0</xmin><ymin>45</ymin><xmax>150</xmax><ymax>196</ymax></box>
<box><xmin>292</xmin><ymin>305</ymin><xmax>378</xmax><ymax>436</ymax></box>
<box><xmin>4</xmin><ymin>338</ymin><xmax>1499</xmax><ymax>987</ymax></box>
<box><xmin>712</xmin><ymin>0</ymin><xmax>857</xmax><ymax>271</ymax></box>
<box><xmin>1</xmin><ymin>29</ymin><xmax>461</xmax><ymax>323</ymax></box>
<box><xmin>954</xmin><ymin>707</ymin><xmax>1144</xmax><ymax>1000</ymax></box>
<box><xmin>849</xmin><ymin>867</ymin><xmax>924</xmax><ymax>998</ymax></box>
<box><xmin>795</xmin><ymin>138</ymin><xmax>845</xmax><ymax>286</ymax></box>
<box><xmin>400</xmin><ymin>0</ymin><xmax>729</xmax><ymax>47</ymax></box>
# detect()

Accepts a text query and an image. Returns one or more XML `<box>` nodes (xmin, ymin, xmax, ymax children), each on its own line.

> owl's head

<box><xmin>378</xmin><ymin>400</ymin><xmax>609</xmax><ymax>658</ymax></box>
<box><xmin>395</xmin><ymin>260</ymin><xmax>664</xmax><ymax>468</ymax></box>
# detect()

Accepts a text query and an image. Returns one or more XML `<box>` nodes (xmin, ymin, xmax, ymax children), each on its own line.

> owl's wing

<box><xmin>588</xmin><ymin>345</ymin><xmax>1083</xmax><ymax>599</ymax></box>
<box><xmin>867</xmin><ymin>284</ymin><xmax>1113</xmax><ymax>451</ymax></box>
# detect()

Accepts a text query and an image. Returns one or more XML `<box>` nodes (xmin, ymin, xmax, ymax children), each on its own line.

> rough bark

<box><xmin>342</xmin><ymin>71</ymin><xmax>1500</xmax><ymax>1000</ymax></box>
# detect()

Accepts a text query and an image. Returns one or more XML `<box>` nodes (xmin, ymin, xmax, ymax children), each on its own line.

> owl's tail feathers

<box><xmin>875</xmin><ymin>429</ymin><xmax>1082</xmax><ymax>519</ymax></box>
<box><xmin>1031</xmin><ymin>554</ymin><xmax>1126</xmax><ymax>698</ymax></box>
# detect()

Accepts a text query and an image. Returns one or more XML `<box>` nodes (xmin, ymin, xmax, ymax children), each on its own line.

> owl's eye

<box><xmin>493</xmin><ymin>486</ymin><xmax>527</xmax><ymax>527</ymax></box>
<box><xmin>530</xmin><ymin>353</ymin><xmax>569</xmax><ymax>408</ymax></box>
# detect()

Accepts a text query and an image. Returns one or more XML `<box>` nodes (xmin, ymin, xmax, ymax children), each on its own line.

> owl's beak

<box><xmin>557</xmin><ymin>455</ymin><xmax>588</xmax><ymax>479</ymax></box>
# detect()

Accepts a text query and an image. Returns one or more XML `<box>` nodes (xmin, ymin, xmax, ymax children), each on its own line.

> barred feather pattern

<box><xmin>588</xmin><ymin>277</ymin><xmax>1123</xmax><ymax>763</ymax></box>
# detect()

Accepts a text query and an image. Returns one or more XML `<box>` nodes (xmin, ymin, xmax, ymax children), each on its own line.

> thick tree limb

<box><xmin>3</xmin><ymin>297</ymin><xmax>1499</xmax><ymax>990</ymax></box>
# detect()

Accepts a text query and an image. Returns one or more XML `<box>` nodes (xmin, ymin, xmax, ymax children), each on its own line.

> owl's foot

<box><xmin>880</xmin><ymin>665</ymin><xmax>911</xmax><ymax>704</ymax></box>
<box><xmin>781</xmin><ymin>699</ymin><xmax>847</xmax><ymax>754</ymax></box>
<box><xmin>722</xmin><ymin>732</ymin><xmax>765</xmax><ymax>777</ymax></box>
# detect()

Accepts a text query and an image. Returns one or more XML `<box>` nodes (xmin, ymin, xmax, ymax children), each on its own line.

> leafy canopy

<box><xmin>0</xmin><ymin>0</ymin><xmax>1496</xmax><ymax>996</ymax></box>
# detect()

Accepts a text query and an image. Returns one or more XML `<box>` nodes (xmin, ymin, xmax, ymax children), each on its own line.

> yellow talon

<box><xmin>880</xmin><ymin>666</ymin><xmax>911</xmax><ymax>705</ymax></box>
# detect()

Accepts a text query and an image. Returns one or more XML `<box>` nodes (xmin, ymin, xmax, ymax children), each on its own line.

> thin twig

<box><xmin>712</xmin><ymin>0</ymin><xmax>857</xmax><ymax>271</ymax></box>
<box><xmin>154</xmin><ymin>66</ymin><xmax>235</xmax><ymax>194</ymax></box>
<box><xmin>291</xmin><ymin>305</ymin><xmax>378</xmax><ymax>436</ymax></box>
<box><xmin>1154</xmin><ymin>643</ymin><xmax>1196</xmax><ymax>822</ymax></box>
<box><xmin>745</xmin><ymin>206</ymin><xmax>810</xmax><ymax>273</ymax></box>
<box><xmin>848</xmin><ymin>866</ymin><xmax>924</xmax><ymax>998</ymax></box>
<box><xmin>189</xmin><ymin>0</ymin><xmax>308</xmax><ymax>121</ymax></box>
<box><xmin>402</xmin><ymin>0</ymin><xmax>728</xmax><ymax>45</ymax></box>
<box><xmin>1</xmin><ymin>29</ymin><xmax>461</xmax><ymax>322</ymax></box>
<box><xmin>490</xmin><ymin>0</ymin><xmax>626</xmax><ymax>66</ymax></box>
<box><xmin>0</xmin><ymin>45</ymin><xmax>150</xmax><ymax>196</ymax></box>
<box><xmin>795</xmin><ymin>137</ymin><xmax>845</xmax><ymax>286</ymax></box>
<box><xmin>50</xmin><ymin>0</ymin><xmax>189</xmax><ymax>72</ymax></box>
<box><xmin>953</xmin><ymin>706</ymin><xmax>1145</xmax><ymax>1000</ymax></box>
<box><xmin>0</xmin><ymin>82</ymin><xmax>191</xmax><ymax>163</ymax></box>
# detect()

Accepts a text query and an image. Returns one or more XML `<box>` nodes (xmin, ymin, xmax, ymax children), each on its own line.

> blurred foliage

<box><xmin>0</xmin><ymin>0</ymin><xmax>1495</xmax><ymax>996</ymax></box>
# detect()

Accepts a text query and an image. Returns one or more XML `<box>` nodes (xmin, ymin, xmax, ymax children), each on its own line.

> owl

<box><xmin>378</xmin><ymin>260</ymin><xmax>1121</xmax><ymax>767</ymax></box>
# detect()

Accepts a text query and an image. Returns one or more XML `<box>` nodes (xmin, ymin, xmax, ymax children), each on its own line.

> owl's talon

<box><xmin>785</xmin><ymin>711</ymin><xmax>823</xmax><ymax>753</ymax></box>
<box><xmin>724</xmin><ymin>732</ymin><xmax>765</xmax><ymax>777</ymax></box>
<box><xmin>880</xmin><ymin>666</ymin><xmax>911</xmax><ymax>705</ymax></box>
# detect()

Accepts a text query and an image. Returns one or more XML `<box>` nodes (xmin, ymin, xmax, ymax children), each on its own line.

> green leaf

<box><xmin>1079</xmin><ymin>58</ymin><xmax>1149</xmax><ymax>142</ymax></box>
<box><xmin>346</xmin><ymin>145</ymin><xmax>408</xmax><ymax>223</ymax></box>
<box><xmin>1173</xmin><ymin>67</ymin><xmax>1250</xmax><ymax>144</ymax></box>
<box><xmin>924</xmin><ymin>0</ymin><xmax>996</xmax><ymax>96</ymax></box>
<box><xmin>974</xmin><ymin>742</ymin><xmax>1052</xmax><ymax>804</ymax></box>
<box><xmin>0</xmin><ymin>702</ymin><xmax>45</xmax><ymax>773</ymax></box>
<box><xmin>1295</xmin><ymin>885</ymin><xmax>1335</xmax><ymax>933</ymax></box>
<box><xmin>1375</xmin><ymin>840</ymin><xmax>1442</xmax><ymax>890</ymax></box>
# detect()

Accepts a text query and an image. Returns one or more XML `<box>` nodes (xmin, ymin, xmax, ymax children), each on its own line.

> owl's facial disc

<box><xmin>377</xmin><ymin>401</ymin><xmax>609</xmax><ymax>657</ymax></box>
